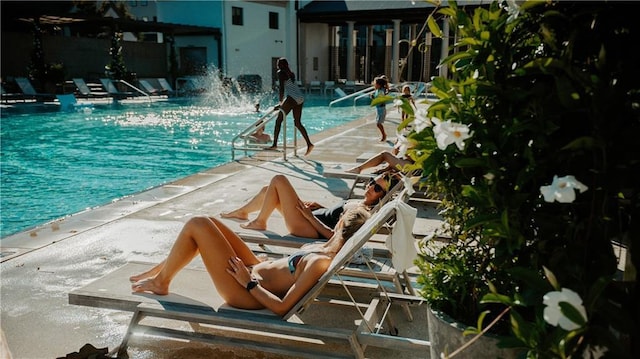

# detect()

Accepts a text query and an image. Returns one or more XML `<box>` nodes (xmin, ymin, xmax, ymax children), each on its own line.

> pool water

<box><xmin>0</xmin><ymin>96</ymin><xmax>368</xmax><ymax>238</ymax></box>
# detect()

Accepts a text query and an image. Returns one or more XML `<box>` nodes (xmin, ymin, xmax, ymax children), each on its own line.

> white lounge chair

<box><xmin>99</xmin><ymin>78</ymin><xmax>135</xmax><ymax>99</ymax></box>
<box><xmin>307</xmin><ymin>80</ymin><xmax>322</xmax><ymax>94</ymax></box>
<box><xmin>323</xmin><ymin>80</ymin><xmax>336</xmax><ymax>96</ymax></box>
<box><xmin>72</xmin><ymin>78</ymin><xmax>109</xmax><ymax>98</ymax></box>
<box><xmin>14</xmin><ymin>77</ymin><xmax>55</xmax><ymax>101</ymax></box>
<box><xmin>68</xmin><ymin>199</ymin><xmax>429</xmax><ymax>358</ymax></box>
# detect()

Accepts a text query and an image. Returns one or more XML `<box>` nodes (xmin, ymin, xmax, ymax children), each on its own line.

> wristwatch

<box><xmin>246</xmin><ymin>280</ymin><xmax>259</xmax><ymax>292</ymax></box>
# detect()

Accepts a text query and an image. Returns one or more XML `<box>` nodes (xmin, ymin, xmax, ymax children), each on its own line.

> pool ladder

<box><xmin>231</xmin><ymin>107</ymin><xmax>298</xmax><ymax>161</ymax></box>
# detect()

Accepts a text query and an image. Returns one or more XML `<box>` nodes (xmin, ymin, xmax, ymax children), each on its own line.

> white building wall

<box><xmin>223</xmin><ymin>1</ymin><xmax>296</xmax><ymax>91</ymax></box>
<box><xmin>300</xmin><ymin>23</ymin><xmax>330</xmax><ymax>84</ymax></box>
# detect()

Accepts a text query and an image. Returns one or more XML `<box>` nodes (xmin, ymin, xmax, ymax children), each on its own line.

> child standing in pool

<box><xmin>370</xmin><ymin>76</ymin><xmax>389</xmax><ymax>142</ymax></box>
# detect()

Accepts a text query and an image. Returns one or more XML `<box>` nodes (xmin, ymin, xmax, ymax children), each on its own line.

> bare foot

<box><xmin>345</xmin><ymin>167</ymin><xmax>361</xmax><ymax>174</ymax></box>
<box><xmin>379</xmin><ymin>136</ymin><xmax>387</xmax><ymax>142</ymax></box>
<box><xmin>304</xmin><ymin>144</ymin><xmax>314</xmax><ymax>156</ymax></box>
<box><xmin>129</xmin><ymin>264</ymin><xmax>163</xmax><ymax>282</ymax></box>
<box><xmin>266</xmin><ymin>145</ymin><xmax>277</xmax><ymax>151</ymax></box>
<box><xmin>220</xmin><ymin>209</ymin><xmax>248</xmax><ymax>221</ymax></box>
<box><xmin>131</xmin><ymin>278</ymin><xmax>169</xmax><ymax>295</ymax></box>
<box><xmin>240</xmin><ymin>219</ymin><xmax>267</xmax><ymax>231</ymax></box>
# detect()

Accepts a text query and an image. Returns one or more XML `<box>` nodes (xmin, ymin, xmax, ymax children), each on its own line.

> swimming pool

<box><xmin>0</xmin><ymin>95</ymin><xmax>369</xmax><ymax>238</ymax></box>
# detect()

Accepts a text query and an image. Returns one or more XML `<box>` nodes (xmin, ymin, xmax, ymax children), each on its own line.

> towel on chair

<box><xmin>385</xmin><ymin>200</ymin><xmax>418</xmax><ymax>271</ymax></box>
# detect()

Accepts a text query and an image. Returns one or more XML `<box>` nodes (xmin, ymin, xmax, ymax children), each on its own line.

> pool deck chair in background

<box><xmin>100</xmin><ymin>78</ymin><xmax>135</xmax><ymax>100</ymax></box>
<box><xmin>157</xmin><ymin>78</ymin><xmax>176</xmax><ymax>96</ymax></box>
<box><xmin>14</xmin><ymin>77</ymin><xmax>56</xmax><ymax>101</ymax></box>
<box><xmin>68</xmin><ymin>200</ymin><xmax>429</xmax><ymax>358</ymax></box>
<box><xmin>307</xmin><ymin>80</ymin><xmax>322</xmax><ymax>94</ymax></box>
<box><xmin>72</xmin><ymin>78</ymin><xmax>109</xmax><ymax>98</ymax></box>
<box><xmin>138</xmin><ymin>79</ymin><xmax>168</xmax><ymax>96</ymax></box>
<box><xmin>323</xmin><ymin>81</ymin><xmax>336</xmax><ymax>96</ymax></box>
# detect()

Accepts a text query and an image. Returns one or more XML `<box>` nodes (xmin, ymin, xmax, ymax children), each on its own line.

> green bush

<box><xmin>404</xmin><ymin>1</ymin><xmax>639</xmax><ymax>357</ymax></box>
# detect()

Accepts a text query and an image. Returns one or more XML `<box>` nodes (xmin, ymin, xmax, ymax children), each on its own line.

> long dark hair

<box><xmin>277</xmin><ymin>57</ymin><xmax>295</xmax><ymax>81</ymax></box>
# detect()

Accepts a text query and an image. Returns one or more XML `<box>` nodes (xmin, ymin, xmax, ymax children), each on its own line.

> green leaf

<box><xmin>427</xmin><ymin>15</ymin><xmax>442</xmax><ymax>38</ymax></box>
<box><xmin>480</xmin><ymin>292</ymin><xmax>513</xmax><ymax>305</ymax></box>
<box><xmin>558</xmin><ymin>302</ymin><xmax>587</xmax><ymax>328</ymax></box>
<box><xmin>453</xmin><ymin>157</ymin><xmax>485</xmax><ymax>168</ymax></box>
<box><xmin>543</xmin><ymin>266</ymin><xmax>560</xmax><ymax>290</ymax></box>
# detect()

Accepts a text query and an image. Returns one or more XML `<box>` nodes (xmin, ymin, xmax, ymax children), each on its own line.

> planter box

<box><xmin>427</xmin><ymin>306</ymin><xmax>521</xmax><ymax>359</ymax></box>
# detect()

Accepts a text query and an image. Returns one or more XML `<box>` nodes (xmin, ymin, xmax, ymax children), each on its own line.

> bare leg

<box><xmin>346</xmin><ymin>151</ymin><xmax>410</xmax><ymax>174</ymax></box>
<box><xmin>130</xmin><ymin>260</ymin><xmax>165</xmax><ymax>282</ymax></box>
<box><xmin>377</xmin><ymin>123</ymin><xmax>387</xmax><ymax>142</ymax></box>
<box><xmin>240</xmin><ymin>175</ymin><xmax>321</xmax><ymax>238</ymax></box>
<box><xmin>132</xmin><ymin>217</ymin><xmax>263</xmax><ymax>308</ymax></box>
<box><xmin>291</xmin><ymin>103</ymin><xmax>314</xmax><ymax>155</ymax></box>
<box><xmin>267</xmin><ymin>108</ymin><xmax>287</xmax><ymax>149</ymax></box>
<box><xmin>221</xmin><ymin>186</ymin><xmax>268</xmax><ymax>220</ymax></box>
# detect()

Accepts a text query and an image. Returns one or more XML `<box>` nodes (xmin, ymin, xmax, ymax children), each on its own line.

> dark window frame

<box><xmin>269</xmin><ymin>12</ymin><xmax>279</xmax><ymax>29</ymax></box>
<box><xmin>232</xmin><ymin>7</ymin><xmax>243</xmax><ymax>26</ymax></box>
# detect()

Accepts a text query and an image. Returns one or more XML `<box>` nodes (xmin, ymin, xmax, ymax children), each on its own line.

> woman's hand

<box><xmin>303</xmin><ymin>201</ymin><xmax>322</xmax><ymax>210</ymax></box>
<box><xmin>226</xmin><ymin>256</ymin><xmax>253</xmax><ymax>287</ymax></box>
<box><xmin>297</xmin><ymin>199</ymin><xmax>316</xmax><ymax>221</ymax></box>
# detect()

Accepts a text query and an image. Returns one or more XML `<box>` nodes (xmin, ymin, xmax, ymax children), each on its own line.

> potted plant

<box><xmin>392</xmin><ymin>1</ymin><xmax>638</xmax><ymax>357</ymax></box>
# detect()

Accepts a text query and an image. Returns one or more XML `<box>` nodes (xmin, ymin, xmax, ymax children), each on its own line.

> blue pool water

<box><xmin>0</xmin><ymin>96</ymin><xmax>368</xmax><ymax>238</ymax></box>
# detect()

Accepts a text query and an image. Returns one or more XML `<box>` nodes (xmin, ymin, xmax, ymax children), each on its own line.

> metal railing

<box><xmin>329</xmin><ymin>86</ymin><xmax>374</xmax><ymax>107</ymax></box>
<box><xmin>116</xmin><ymin>79</ymin><xmax>151</xmax><ymax>103</ymax></box>
<box><xmin>231</xmin><ymin>106</ymin><xmax>298</xmax><ymax>161</ymax></box>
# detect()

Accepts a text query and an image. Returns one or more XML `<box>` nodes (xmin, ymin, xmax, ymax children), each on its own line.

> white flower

<box><xmin>413</xmin><ymin>110</ymin><xmax>432</xmax><ymax>133</ymax></box>
<box><xmin>503</xmin><ymin>0</ymin><xmax>521</xmax><ymax>23</ymax></box>
<box><xmin>432</xmin><ymin>119</ymin><xmax>472</xmax><ymax>151</ymax></box>
<box><xmin>540</xmin><ymin>175</ymin><xmax>588</xmax><ymax>203</ymax></box>
<box><xmin>543</xmin><ymin>288</ymin><xmax>588</xmax><ymax>331</ymax></box>
<box><xmin>393</xmin><ymin>98</ymin><xmax>403</xmax><ymax>107</ymax></box>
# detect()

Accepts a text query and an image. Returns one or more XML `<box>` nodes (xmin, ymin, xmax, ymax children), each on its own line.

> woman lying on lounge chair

<box><xmin>221</xmin><ymin>173</ymin><xmax>398</xmax><ymax>239</ymax></box>
<box><xmin>130</xmin><ymin>207</ymin><xmax>370</xmax><ymax>315</ymax></box>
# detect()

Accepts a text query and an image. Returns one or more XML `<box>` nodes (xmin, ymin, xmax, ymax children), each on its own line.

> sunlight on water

<box><xmin>0</xmin><ymin>77</ymin><xmax>367</xmax><ymax>238</ymax></box>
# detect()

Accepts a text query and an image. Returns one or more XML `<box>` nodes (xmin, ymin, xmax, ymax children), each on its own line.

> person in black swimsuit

<box><xmin>129</xmin><ymin>206</ymin><xmax>370</xmax><ymax>315</ymax></box>
<box><xmin>221</xmin><ymin>173</ymin><xmax>398</xmax><ymax>239</ymax></box>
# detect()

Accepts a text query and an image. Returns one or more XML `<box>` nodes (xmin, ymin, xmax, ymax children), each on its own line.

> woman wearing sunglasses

<box><xmin>221</xmin><ymin>173</ymin><xmax>398</xmax><ymax>239</ymax></box>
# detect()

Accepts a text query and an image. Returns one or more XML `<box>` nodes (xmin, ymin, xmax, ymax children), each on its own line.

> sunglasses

<box><xmin>368</xmin><ymin>178</ymin><xmax>386</xmax><ymax>194</ymax></box>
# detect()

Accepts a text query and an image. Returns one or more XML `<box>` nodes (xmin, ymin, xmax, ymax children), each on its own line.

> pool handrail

<box><xmin>116</xmin><ymin>79</ymin><xmax>151</xmax><ymax>103</ymax></box>
<box><xmin>329</xmin><ymin>85</ymin><xmax>374</xmax><ymax>107</ymax></box>
<box><xmin>231</xmin><ymin>107</ymin><xmax>297</xmax><ymax>161</ymax></box>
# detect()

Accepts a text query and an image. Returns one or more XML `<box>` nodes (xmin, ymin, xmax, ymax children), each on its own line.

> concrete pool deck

<box><xmin>1</xmin><ymin>103</ymin><xmax>437</xmax><ymax>359</ymax></box>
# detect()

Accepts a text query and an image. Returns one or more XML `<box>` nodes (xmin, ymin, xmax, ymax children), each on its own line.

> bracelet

<box><xmin>246</xmin><ymin>280</ymin><xmax>259</xmax><ymax>292</ymax></box>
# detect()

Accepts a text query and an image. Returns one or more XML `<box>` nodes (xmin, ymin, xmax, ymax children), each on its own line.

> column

<box><xmin>365</xmin><ymin>25</ymin><xmax>373</xmax><ymax>84</ymax></box>
<box><xmin>391</xmin><ymin>19</ymin><xmax>401</xmax><ymax>83</ymax></box>
<box><xmin>439</xmin><ymin>19</ymin><xmax>449</xmax><ymax>78</ymax></box>
<box><xmin>385</xmin><ymin>28</ymin><xmax>393</xmax><ymax>80</ymax></box>
<box><xmin>346</xmin><ymin>21</ymin><xmax>355</xmax><ymax>80</ymax></box>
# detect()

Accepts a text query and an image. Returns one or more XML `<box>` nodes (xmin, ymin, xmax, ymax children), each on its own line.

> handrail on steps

<box><xmin>116</xmin><ymin>79</ymin><xmax>151</xmax><ymax>103</ymax></box>
<box><xmin>231</xmin><ymin>106</ymin><xmax>298</xmax><ymax>161</ymax></box>
<box><xmin>329</xmin><ymin>86</ymin><xmax>374</xmax><ymax>107</ymax></box>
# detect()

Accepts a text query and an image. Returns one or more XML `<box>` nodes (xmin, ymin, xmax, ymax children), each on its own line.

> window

<box><xmin>269</xmin><ymin>12</ymin><xmax>279</xmax><ymax>29</ymax></box>
<box><xmin>313</xmin><ymin>57</ymin><xmax>319</xmax><ymax>71</ymax></box>
<box><xmin>232</xmin><ymin>7</ymin><xmax>243</xmax><ymax>26</ymax></box>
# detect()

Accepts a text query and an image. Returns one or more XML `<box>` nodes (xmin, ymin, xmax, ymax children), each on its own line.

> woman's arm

<box><xmin>278</xmin><ymin>70</ymin><xmax>286</xmax><ymax>103</ymax></box>
<box><xmin>227</xmin><ymin>255</ymin><xmax>330</xmax><ymax>316</ymax></box>
<box><xmin>297</xmin><ymin>199</ymin><xmax>335</xmax><ymax>239</ymax></box>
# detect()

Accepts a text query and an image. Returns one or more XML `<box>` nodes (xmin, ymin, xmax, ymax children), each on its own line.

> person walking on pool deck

<box><xmin>268</xmin><ymin>57</ymin><xmax>314</xmax><ymax>156</ymax></box>
<box><xmin>130</xmin><ymin>207</ymin><xmax>370</xmax><ymax>315</ymax></box>
<box><xmin>221</xmin><ymin>173</ymin><xmax>397</xmax><ymax>239</ymax></box>
<box><xmin>371</xmin><ymin>76</ymin><xmax>390</xmax><ymax>142</ymax></box>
